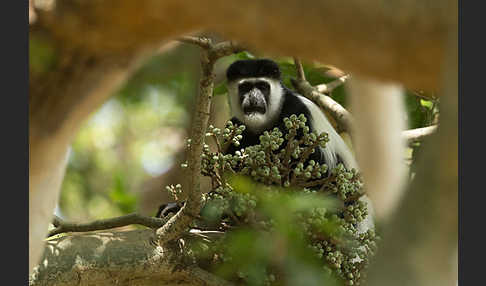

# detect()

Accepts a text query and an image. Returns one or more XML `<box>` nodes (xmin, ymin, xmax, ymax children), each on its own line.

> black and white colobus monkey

<box><xmin>225</xmin><ymin>59</ymin><xmax>358</xmax><ymax>173</ymax></box>
<box><xmin>156</xmin><ymin>59</ymin><xmax>363</xmax><ymax>218</ymax></box>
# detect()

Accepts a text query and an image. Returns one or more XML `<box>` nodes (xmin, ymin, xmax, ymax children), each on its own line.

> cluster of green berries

<box><xmin>219</xmin><ymin>121</ymin><xmax>246</xmax><ymax>147</ymax></box>
<box><xmin>258</xmin><ymin>128</ymin><xmax>285</xmax><ymax>151</ymax></box>
<box><xmin>165</xmin><ymin>183</ymin><xmax>183</xmax><ymax>200</ymax></box>
<box><xmin>283</xmin><ymin>114</ymin><xmax>329</xmax><ymax>149</ymax></box>
<box><xmin>327</xmin><ymin>164</ymin><xmax>364</xmax><ymax>201</ymax></box>
<box><xmin>174</xmin><ymin>114</ymin><xmax>377</xmax><ymax>286</ymax></box>
<box><xmin>196</xmin><ymin>114</ymin><xmax>337</xmax><ymax>188</ymax></box>
<box><xmin>293</xmin><ymin>160</ymin><xmax>328</xmax><ymax>181</ymax></box>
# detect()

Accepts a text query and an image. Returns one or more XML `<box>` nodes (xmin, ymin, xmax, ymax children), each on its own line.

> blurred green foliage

<box><xmin>58</xmin><ymin>46</ymin><xmax>199</xmax><ymax>221</ymax></box>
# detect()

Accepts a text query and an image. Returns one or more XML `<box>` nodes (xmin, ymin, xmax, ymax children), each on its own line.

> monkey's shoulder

<box><xmin>279</xmin><ymin>89</ymin><xmax>312</xmax><ymax>120</ymax></box>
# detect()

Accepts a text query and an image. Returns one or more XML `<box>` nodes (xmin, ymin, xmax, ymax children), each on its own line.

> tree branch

<box><xmin>316</xmin><ymin>74</ymin><xmax>350</xmax><ymax>94</ymax></box>
<box><xmin>47</xmin><ymin>214</ymin><xmax>168</xmax><ymax>237</ymax></box>
<box><xmin>156</xmin><ymin>38</ymin><xmax>242</xmax><ymax>245</ymax></box>
<box><xmin>292</xmin><ymin>59</ymin><xmax>438</xmax><ymax>144</ymax></box>
<box><xmin>178</xmin><ymin>36</ymin><xmax>213</xmax><ymax>49</ymax></box>
<box><xmin>291</xmin><ymin>58</ymin><xmax>355</xmax><ymax>134</ymax></box>
<box><xmin>209</xmin><ymin>40</ymin><xmax>245</xmax><ymax>61</ymax></box>
<box><xmin>403</xmin><ymin>125</ymin><xmax>438</xmax><ymax>144</ymax></box>
<box><xmin>293</xmin><ymin>57</ymin><xmax>306</xmax><ymax>81</ymax></box>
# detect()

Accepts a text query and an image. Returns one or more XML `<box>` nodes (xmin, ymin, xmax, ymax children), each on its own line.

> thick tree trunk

<box><xmin>36</xmin><ymin>0</ymin><xmax>452</xmax><ymax>89</ymax></box>
<box><xmin>367</xmin><ymin>12</ymin><xmax>458</xmax><ymax>286</ymax></box>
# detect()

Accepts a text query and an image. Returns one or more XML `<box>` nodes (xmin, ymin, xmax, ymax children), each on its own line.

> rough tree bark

<box><xmin>30</xmin><ymin>0</ymin><xmax>457</xmax><ymax>284</ymax></box>
<box><xmin>29</xmin><ymin>230</ymin><xmax>232</xmax><ymax>286</ymax></box>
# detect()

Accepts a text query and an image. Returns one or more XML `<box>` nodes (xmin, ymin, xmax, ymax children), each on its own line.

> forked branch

<box><xmin>156</xmin><ymin>37</ymin><xmax>243</xmax><ymax>245</ymax></box>
<box><xmin>291</xmin><ymin>58</ymin><xmax>438</xmax><ymax>142</ymax></box>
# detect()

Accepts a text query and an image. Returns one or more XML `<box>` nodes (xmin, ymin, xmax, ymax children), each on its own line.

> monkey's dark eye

<box><xmin>239</xmin><ymin>82</ymin><xmax>253</xmax><ymax>94</ymax></box>
<box><xmin>255</xmin><ymin>81</ymin><xmax>270</xmax><ymax>94</ymax></box>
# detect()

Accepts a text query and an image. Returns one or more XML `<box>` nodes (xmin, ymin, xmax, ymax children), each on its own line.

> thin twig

<box><xmin>178</xmin><ymin>36</ymin><xmax>212</xmax><ymax>49</ymax></box>
<box><xmin>212</xmin><ymin>134</ymin><xmax>223</xmax><ymax>153</ymax></box>
<box><xmin>48</xmin><ymin>213</ymin><xmax>168</xmax><ymax>237</ymax></box>
<box><xmin>403</xmin><ymin>125</ymin><xmax>438</xmax><ymax>144</ymax></box>
<box><xmin>294</xmin><ymin>57</ymin><xmax>306</xmax><ymax>81</ymax></box>
<box><xmin>299</xmin><ymin>176</ymin><xmax>334</xmax><ymax>188</ymax></box>
<box><xmin>316</xmin><ymin>74</ymin><xmax>351</xmax><ymax>94</ymax></box>
<box><xmin>184</xmin><ymin>229</ymin><xmax>226</xmax><ymax>241</ymax></box>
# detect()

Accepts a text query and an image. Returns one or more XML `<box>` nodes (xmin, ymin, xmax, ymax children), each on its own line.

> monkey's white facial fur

<box><xmin>227</xmin><ymin>77</ymin><xmax>284</xmax><ymax>134</ymax></box>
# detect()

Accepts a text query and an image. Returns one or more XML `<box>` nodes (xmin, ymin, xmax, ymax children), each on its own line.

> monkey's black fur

<box><xmin>226</xmin><ymin>59</ymin><xmax>281</xmax><ymax>82</ymax></box>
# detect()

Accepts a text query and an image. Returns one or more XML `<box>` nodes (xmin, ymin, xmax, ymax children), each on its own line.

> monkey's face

<box><xmin>228</xmin><ymin>77</ymin><xmax>283</xmax><ymax>133</ymax></box>
<box><xmin>239</xmin><ymin>80</ymin><xmax>270</xmax><ymax>115</ymax></box>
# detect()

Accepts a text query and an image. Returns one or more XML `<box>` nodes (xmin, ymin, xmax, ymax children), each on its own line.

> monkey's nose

<box><xmin>242</xmin><ymin>98</ymin><xmax>266</xmax><ymax>114</ymax></box>
<box><xmin>249</xmin><ymin>95</ymin><xmax>259</xmax><ymax>105</ymax></box>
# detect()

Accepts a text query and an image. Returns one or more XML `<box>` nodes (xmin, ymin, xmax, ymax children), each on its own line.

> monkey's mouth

<box><xmin>243</xmin><ymin>105</ymin><xmax>266</xmax><ymax>114</ymax></box>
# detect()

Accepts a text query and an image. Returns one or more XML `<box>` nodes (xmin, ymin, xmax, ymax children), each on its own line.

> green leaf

<box><xmin>420</xmin><ymin>99</ymin><xmax>434</xmax><ymax>109</ymax></box>
<box><xmin>214</xmin><ymin>81</ymin><xmax>228</xmax><ymax>95</ymax></box>
<box><xmin>277</xmin><ymin>61</ymin><xmax>298</xmax><ymax>89</ymax></box>
<box><xmin>404</xmin><ymin>91</ymin><xmax>428</xmax><ymax>129</ymax></box>
<box><xmin>235</xmin><ymin>51</ymin><xmax>255</xmax><ymax>60</ymax></box>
